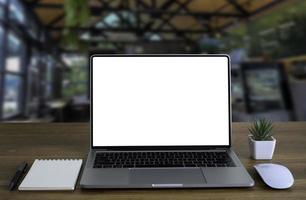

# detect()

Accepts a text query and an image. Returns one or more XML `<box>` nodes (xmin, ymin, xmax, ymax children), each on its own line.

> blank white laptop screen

<box><xmin>92</xmin><ymin>56</ymin><xmax>230</xmax><ymax>147</ymax></box>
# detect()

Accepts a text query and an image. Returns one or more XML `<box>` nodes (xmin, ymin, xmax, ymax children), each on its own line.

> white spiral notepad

<box><xmin>19</xmin><ymin>159</ymin><xmax>82</xmax><ymax>191</ymax></box>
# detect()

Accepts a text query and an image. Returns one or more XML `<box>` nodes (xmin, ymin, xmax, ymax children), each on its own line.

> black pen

<box><xmin>9</xmin><ymin>161</ymin><xmax>28</xmax><ymax>191</ymax></box>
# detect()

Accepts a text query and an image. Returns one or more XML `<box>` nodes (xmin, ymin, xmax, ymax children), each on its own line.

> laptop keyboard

<box><xmin>93</xmin><ymin>151</ymin><xmax>235</xmax><ymax>168</ymax></box>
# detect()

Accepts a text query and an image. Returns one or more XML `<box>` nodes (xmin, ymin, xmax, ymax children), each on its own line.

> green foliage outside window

<box><xmin>61</xmin><ymin>0</ymin><xmax>90</xmax><ymax>51</ymax></box>
<box><xmin>63</xmin><ymin>60</ymin><xmax>87</xmax><ymax>98</ymax></box>
<box><xmin>222</xmin><ymin>0</ymin><xmax>306</xmax><ymax>58</ymax></box>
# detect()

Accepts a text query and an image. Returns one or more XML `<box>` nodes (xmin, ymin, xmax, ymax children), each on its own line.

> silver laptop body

<box><xmin>80</xmin><ymin>55</ymin><xmax>254</xmax><ymax>188</ymax></box>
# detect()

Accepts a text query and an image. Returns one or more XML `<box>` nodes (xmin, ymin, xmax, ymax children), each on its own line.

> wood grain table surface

<box><xmin>0</xmin><ymin>122</ymin><xmax>305</xmax><ymax>200</ymax></box>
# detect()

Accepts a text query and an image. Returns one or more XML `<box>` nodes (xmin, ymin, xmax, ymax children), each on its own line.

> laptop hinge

<box><xmin>94</xmin><ymin>148</ymin><xmax>230</xmax><ymax>151</ymax></box>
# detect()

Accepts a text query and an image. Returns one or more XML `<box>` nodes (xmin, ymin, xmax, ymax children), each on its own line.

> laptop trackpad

<box><xmin>129</xmin><ymin>168</ymin><xmax>205</xmax><ymax>186</ymax></box>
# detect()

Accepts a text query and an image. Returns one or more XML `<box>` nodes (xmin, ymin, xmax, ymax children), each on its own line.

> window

<box><xmin>45</xmin><ymin>56</ymin><xmax>54</xmax><ymax>99</ymax></box>
<box><xmin>28</xmin><ymin>16</ymin><xmax>39</xmax><ymax>39</ymax></box>
<box><xmin>0</xmin><ymin>24</ymin><xmax>3</xmax><ymax>47</ymax></box>
<box><xmin>6</xmin><ymin>33</ymin><xmax>23</xmax><ymax>72</ymax></box>
<box><xmin>3</xmin><ymin>74</ymin><xmax>21</xmax><ymax>117</ymax></box>
<box><xmin>9</xmin><ymin>0</ymin><xmax>25</xmax><ymax>24</ymax></box>
<box><xmin>28</xmin><ymin>49</ymin><xmax>40</xmax><ymax>101</ymax></box>
<box><xmin>0</xmin><ymin>24</ymin><xmax>3</xmax><ymax>80</ymax></box>
<box><xmin>0</xmin><ymin>0</ymin><xmax>58</xmax><ymax>120</ymax></box>
<box><xmin>63</xmin><ymin>65</ymin><xmax>87</xmax><ymax>97</ymax></box>
<box><xmin>63</xmin><ymin>56</ymin><xmax>87</xmax><ymax>97</ymax></box>
<box><xmin>2</xmin><ymin>32</ymin><xmax>25</xmax><ymax>118</ymax></box>
<box><xmin>0</xmin><ymin>0</ymin><xmax>6</xmax><ymax>19</ymax></box>
<box><xmin>26</xmin><ymin>49</ymin><xmax>40</xmax><ymax>116</ymax></box>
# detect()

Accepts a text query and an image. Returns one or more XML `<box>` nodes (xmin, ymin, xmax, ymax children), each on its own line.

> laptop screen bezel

<box><xmin>90</xmin><ymin>54</ymin><xmax>232</xmax><ymax>150</ymax></box>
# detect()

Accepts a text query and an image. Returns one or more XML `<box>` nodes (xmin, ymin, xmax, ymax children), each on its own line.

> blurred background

<box><xmin>0</xmin><ymin>0</ymin><xmax>305</xmax><ymax>123</ymax></box>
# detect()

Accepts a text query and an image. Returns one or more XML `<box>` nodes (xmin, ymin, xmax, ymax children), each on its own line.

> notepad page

<box><xmin>19</xmin><ymin>159</ymin><xmax>82</xmax><ymax>191</ymax></box>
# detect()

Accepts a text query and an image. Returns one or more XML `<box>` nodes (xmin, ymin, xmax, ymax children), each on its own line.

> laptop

<box><xmin>80</xmin><ymin>54</ymin><xmax>254</xmax><ymax>188</ymax></box>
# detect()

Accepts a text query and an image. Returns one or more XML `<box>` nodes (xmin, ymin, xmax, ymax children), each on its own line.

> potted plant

<box><xmin>248</xmin><ymin>118</ymin><xmax>276</xmax><ymax>160</ymax></box>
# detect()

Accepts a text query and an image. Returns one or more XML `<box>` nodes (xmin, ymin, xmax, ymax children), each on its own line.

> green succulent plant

<box><xmin>249</xmin><ymin>118</ymin><xmax>274</xmax><ymax>141</ymax></box>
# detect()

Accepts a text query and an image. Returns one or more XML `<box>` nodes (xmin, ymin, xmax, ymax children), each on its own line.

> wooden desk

<box><xmin>0</xmin><ymin>122</ymin><xmax>305</xmax><ymax>200</ymax></box>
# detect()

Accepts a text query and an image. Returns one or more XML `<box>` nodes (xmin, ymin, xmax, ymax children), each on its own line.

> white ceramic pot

<box><xmin>248</xmin><ymin>135</ymin><xmax>276</xmax><ymax>160</ymax></box>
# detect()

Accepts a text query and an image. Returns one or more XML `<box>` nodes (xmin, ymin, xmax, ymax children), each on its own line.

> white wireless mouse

<box><xmin>254</xmin><ymin>163</ymin><xmax>294</xmax><ymax>189</ymax></box>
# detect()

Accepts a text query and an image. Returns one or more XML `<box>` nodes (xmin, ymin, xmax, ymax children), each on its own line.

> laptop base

<box><xmin>80</xmin><ymin>149</ymin><xmax>254</xmax><ymax>188</ymax></box>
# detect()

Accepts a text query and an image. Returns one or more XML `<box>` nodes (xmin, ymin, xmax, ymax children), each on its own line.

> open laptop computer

<box><xmin>80</xmin><ymin>54</ymin><xmax>254</xmax><ymax>188</ymax></box>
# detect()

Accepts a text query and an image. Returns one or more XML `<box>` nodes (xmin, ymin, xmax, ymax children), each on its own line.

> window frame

<box><xmin>0</xmin><ymin>0</ymin><xmax>62</xmax><ymax>120</ymax></box>
<box><xmin>2</xmin><ymin>31</ymin><xmax>27</xmax><ymax>119</ymax></box>
<box><xmin>0</xmin><ymin>2</ymin><xmax>8</xmax><ymax>120</ymax></box>
<box><xmin>0</xmin><ymin>0</ymin><xmax>28</xmax><ymax>120</ymax></box>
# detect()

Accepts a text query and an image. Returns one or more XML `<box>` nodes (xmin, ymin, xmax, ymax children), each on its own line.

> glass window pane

<box><xmin>245</xmin><ymin>69</ymin><xmax>283</xmax><ymax>111</ymax></box>
<box><xmin>0</xmin><ymin>25</ymin><xmax>3</xmax><ymax>73</ymax></box>
<box><xmin>9</xmin><ymin>0</ymin><xmax>25</xmax><ymax>24</ymax></box>
<box><xmin>29</xmin><ymin>49</ymin><xmax>40</xmax><ymax>101</ymax></box>
<box><xmin>0</xmin><ymin>25</ymin><xmax>3</xmax><ymax>43</ymax></box>
<box><xmin>28</xmin><ymin>16</ymin><xmax>39</xmax><ymax>39</ymax></box>
<box><xmin>63</xmin><ymin>60</ymin><xmax>87</xmax><ymax>97</ymax></box>
<box><xmin>3</xmin><ymin>74</ymin><xmax>22</xmax><ymax>117</ymax></box>
<box><xmin>45</xmin><ymin>57</ymin><xmax>53</xmax><ymax>99</ymax></box>
<box><xmin>0</xmin><ymin>4</ymin><xmax>3</xmax><ymax>19</ymax></box>
<box><xmin>27</xmin><ymin>49</ymin><xmax>40</xmax><ymax>115</ymax></box>
<box><xmin>246</xmin><ymin>69</ymin><xmax>282</xmax><ymax>101</ymax></box>
<box><xmin>5</xmin><ymin>32</ymin><xmax>23</xmax><ymax>72</ymax></box>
